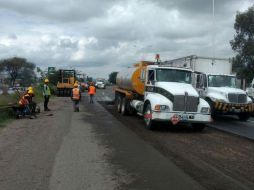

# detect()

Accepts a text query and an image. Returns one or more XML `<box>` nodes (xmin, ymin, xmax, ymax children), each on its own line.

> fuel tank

<box><xmin>116</xmin><ymin>61</ymin><xmax>153</xmax><ymax>95</ymax></box>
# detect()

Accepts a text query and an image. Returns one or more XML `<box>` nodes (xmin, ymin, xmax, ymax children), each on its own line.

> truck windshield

<box><xmin>208</xmin><ymin>75</ymin><xmax>236</xmax><ymax>87</ymax></box>
<box><xmin>156</xmin><ymin>69</ymin><xmax>192</xmax><ymax>84</ymax></box>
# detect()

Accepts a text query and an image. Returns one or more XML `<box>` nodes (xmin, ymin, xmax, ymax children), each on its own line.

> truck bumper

<box><xmin>214</xmin><ymin>102</ymin><xmax>254</xmax><ymax>113</ymax></box>
<box><xmin>151</xmin><ymin>112</ymin><xmax>212</xmax><ymax>124</ymax></box>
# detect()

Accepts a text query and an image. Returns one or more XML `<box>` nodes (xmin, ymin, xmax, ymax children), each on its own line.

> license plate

<box><xmin>179</xmin><ymin>113</ymin><xmax>188</xmax><ymax>121</ymax></box>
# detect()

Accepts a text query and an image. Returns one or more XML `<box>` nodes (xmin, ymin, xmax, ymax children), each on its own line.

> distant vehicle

<box><xmin>166</xmin><ymin>55</ymin><xmax>254</xmax><ymax>121</ymax></box>
<box><xmin>115</xmin><ymin>61</ymin><xmax>211</xmax><ymax>130</ymax></box>
<box><xmin>246</xmin><ymin>78</ymin><xmax>254</xmax><ymax>101</ymax></box>
<box><xmin>96</xmin><ymin>81</ymin><xmax>106</xmax><ymax>89</ymax></box>
<box><xmin>57</xmin><ymin>69</ymin><xmax>76</xmax><ymax>96</ymax></box>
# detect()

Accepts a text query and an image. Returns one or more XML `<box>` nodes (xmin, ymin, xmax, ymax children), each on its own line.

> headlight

<box><xmin>201</xmin><ymin>107</ymin><xmax>210</xmax><ymax>114</ymax></box>
<box><xmin>154</xmin><ymin>105</ymin><xmax>170</xmax><ymax>112</ymax></box>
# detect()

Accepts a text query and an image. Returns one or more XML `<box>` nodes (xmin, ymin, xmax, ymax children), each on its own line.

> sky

<box><xmin>0</xmin><ymin>0</ymin><xmax>253</xmax><ymax>78</ymax></box>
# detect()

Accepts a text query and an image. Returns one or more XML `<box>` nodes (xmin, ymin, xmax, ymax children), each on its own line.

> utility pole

<box><xmin>212</xmin><ymin>0</ymin><xmax>215</xmax><ymax>61</ymax></box>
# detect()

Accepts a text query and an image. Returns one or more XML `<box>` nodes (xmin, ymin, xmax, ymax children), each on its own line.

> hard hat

<box><xmin>28</xmin><ymin>86</ymin><xmax>33</xmax><ymax>91</ymax></box>
<box><xmin>28</xmin><ymin>89</ymin><xmax>34</xmax><ymax>94</ymax></box>
<box><xmin>44</xmin><ymin>79</ymin><xmax>49</xmax><ymax>83</ymax></box>
<box><xmin>74</xmin><ymin>83</ymin><xmax>78</xmax><ymax>87</ymax></box>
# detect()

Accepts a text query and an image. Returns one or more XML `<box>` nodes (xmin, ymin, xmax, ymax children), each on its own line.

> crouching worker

<box><xmin>18</xmin><ymin>93</ymin><xmax>30</xmax><ymax>116</ymax></box>
<box><xmin>71</xmin><ymin>83</ymin><xmax>81</xmax><ymax>112</ymax></box>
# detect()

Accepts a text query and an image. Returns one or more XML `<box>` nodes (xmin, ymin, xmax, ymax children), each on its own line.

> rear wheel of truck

<box><xmin>192</xmin><ymin>123</ymin><xmax>205</xmax><ymax>132</ymax></box>
<box><xmin>238</xmin><ymin>113</ymin><xmax>250</xmax><ymax>121</ymax></box>
<box><xmin>121</xmin><ymin>97</ymin><xmax>127</xmax><ymax>115</ymax></box>
<box><xmin>116</xmin><ymin>95</ymin><xmax>122</xmax><ymax>113</ymax></box>
<box><xmin>143</xmin><ymin>103</ymin><xmax>155</xmax><ymax>130</ymax></box>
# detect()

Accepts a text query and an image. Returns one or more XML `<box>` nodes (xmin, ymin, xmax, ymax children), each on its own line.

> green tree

<box><xmin>0</xmin><ymin>57</ymin><xmax>36</xmax><ymax>86</ymax></box>
<box><xmin>108</xmin><ymin>72</ymin><xmax>118</xmax><ymax>84</ymax></box>
<box><xmin>230</xmin><ymin>6</ymin><xmax>254</xmax><ymax>83</ymax></box>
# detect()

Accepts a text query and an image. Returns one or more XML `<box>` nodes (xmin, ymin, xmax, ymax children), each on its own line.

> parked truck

<box><xmin>115</xmin><ymin>61</ymin><xmax>211</xmax><ymax>130</ymax></box>
<box><xmin>165</xmin><ymin>55</ymin><xmax>254</xmax><ymax>121</ymax></box>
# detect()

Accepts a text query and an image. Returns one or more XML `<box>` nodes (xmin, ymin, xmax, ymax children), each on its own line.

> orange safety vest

<box><xmin>72</xmin><ymin>88</ymin><xmax>81</xmax><ymax>100</ymax></box>
<box><xmin>88</xmin><ymin>86</ymin><xmax>96</xmax><ymax>95</ymax></box>
<box><xmin>19</xmin><ymin>95</ymin><xmax>29</xmax><ymax>106</ymax></box>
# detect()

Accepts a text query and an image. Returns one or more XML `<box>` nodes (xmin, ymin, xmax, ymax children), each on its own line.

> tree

<box><xmin>0</xmin><ymin>57</ymin><xmax>36</xmax><ymax>86</ymax></box>
<box><xmin>230</xmin><ymin>6</ymin><xmax>254</xmax><ymax>83</ymax></box>
<box><xmin>108</xmin><ymin>72</ymin><xmax>118</xmax><ymax>84</ymax></box>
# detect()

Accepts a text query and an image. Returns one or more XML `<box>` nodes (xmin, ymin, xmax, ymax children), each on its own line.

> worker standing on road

<box><xmin>71</xmin><ymin>83</ymin><xmax>81</xmax><ymax>112</ymax></box>
<box><xmin>43</xmin><ymin>79</ymin><xmax>51</xmax><ymax>111</ymax></box>
<box><xmin>88</xmin><ymin>82</ymin><xmax>96</xmax><ymax>104</ymax></box>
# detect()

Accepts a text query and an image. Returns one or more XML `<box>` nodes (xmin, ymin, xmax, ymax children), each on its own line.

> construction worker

<box><xmin>88</xmin><ymin>82</ymin><xmax>96</xmax><ymax>104</ymax></box>
<box><xmin>19</xmin><ymin>93</ymin><xmax>29</xmax><ymax>107</ymax></box>
<box><xmin>71</xmin><ymin>83</ymin><xmax>81</xmax><ymax>112</ymax></box>
<box><xmin>43</xmin><ymin>79</ymin><xmax>51</xmax><ymax>111</ymax></box>
<box><xmin>27</xmin><ymin>89</ymin><xmax>36</xmax><ymax>113</ymax></box>
<box><xmin>18</xmin><ymin>93</ymin><xmax>30</xmax><ymax>116</ymax></box>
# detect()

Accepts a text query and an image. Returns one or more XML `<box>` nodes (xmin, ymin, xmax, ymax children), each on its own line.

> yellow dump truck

<box><xmin>57</xmin><ymin>69</ymin><xmax>76</xmax><ymax>96</ymax></box>
<box><xmin>115</xmin><ymin>61</ymin><xmax>211</xmax><ymax>130</ymax></box>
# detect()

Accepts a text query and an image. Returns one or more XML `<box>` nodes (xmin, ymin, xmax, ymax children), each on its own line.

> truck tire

<box><xmin>206</xmin><ymin>99</ymin><xmax>216</xmax><ymax>119</ymax></box>
<box><xmin>121</xmin><ymin>97</ymin><xmax>127</xmax><ymax>115</ymax></box>
<box><xmin>143</xmin><ymin>103</ymin><xmax>155</xmax><ymax>130</ymax></box>
<box><xmin>192</xmin><ymin>123</ymin><xmax>205</xmax><ymax>131</ymax></box>
<box><xmin>116</xmin><ymin>96</ymin><xmax>122</xmax><ymax>113</ymax></box>
<box><xmin>238</xmin><ymin>113</ymin><xmax>250</xmax><ymax>121</ymax></box>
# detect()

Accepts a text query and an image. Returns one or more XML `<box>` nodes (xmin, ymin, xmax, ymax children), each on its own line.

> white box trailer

<box><xmin>165</xmin><ymin>55</ymin><xmax>254</xmax><ymax>121</ymax></box>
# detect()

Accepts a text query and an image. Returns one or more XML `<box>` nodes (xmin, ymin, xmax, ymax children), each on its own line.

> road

<box><xmin>1</xmin><ymin>87</ymin><xmax>254</xmax><ymax>190</ymax></box>
<box><xmin>96</xmin><ymin>86</ymin><xmax>254</xmax><ymax>190</ymax></box>
<box><xmin>0</xmin><ymin>94</ymin><xmax>204</xmax><ymax>190</ymax></box>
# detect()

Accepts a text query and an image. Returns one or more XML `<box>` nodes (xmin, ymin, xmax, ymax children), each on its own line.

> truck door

<box><xmin>145</xmin><ymin>69</ymin><xmax>156</xmax><ymax>97</ymax></box>
<box><xmin>196</xmin><ymin>73</ymin><xmax>206</xmax><ymax>97</ymax></box>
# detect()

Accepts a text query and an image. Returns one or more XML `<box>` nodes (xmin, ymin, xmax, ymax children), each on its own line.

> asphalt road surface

<box><xmin>96</xmin><ymin>86</ymin><xmax>254</xmax><ymax>190</ymax></box>
<box><xmin>0</xmin><ymin>95</ymin><xmax>204</xmax><ymax>190</ymax></box>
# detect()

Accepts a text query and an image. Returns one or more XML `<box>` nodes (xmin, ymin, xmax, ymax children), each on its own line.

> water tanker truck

<box><xmin>115</xmin><ymin>61</ymin><xmax>211</xmax><ymax>130</ymax></box>
<box><xmin>165</xmin><ymin>55</ymin><xmax>254</xmax><ymax>121</ymax></box>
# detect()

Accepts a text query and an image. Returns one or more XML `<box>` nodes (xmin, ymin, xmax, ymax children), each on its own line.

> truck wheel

<box><xmin>116</xmin><ymin>96</ymin><xmax>122</xmax><ymax>113</ymax></box>
<box><xmin>121</xmin><ymin>97</ymin><xmax>127</xmax><ymax>115</ymax></box>
<box><xmin>207</xmin><ymin>99</ymin><xmax>216</xmax><ymax>119</ymax></box>
<box><xmin>192</xmin><ymin>123</ymin><xmax>205</xmax><ymax>131</ymax></box>
<box><xmin>238</xmin><ymin>113</ymin><xmax>250</xmax><ymax>121</ymax></box>
<box><xmin>143</xmin><ymin>104</ymin><xmax>155</xmax><ymax>130</ymax></box>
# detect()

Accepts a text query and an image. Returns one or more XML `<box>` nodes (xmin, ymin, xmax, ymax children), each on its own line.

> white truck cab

<box><xmin>142</xmin><ymin>65</ymin><xmax>211</xmax><ymax>129</ymax></box>
<box><xmin>166</xmin><ymin>55</ymin><xmax>254</xmax><ymax>121</ymax></box>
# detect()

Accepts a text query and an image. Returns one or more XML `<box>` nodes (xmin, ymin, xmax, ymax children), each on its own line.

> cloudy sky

<box><xmin>0</xmin><ymin>0</ymin><xmax>253</xmax><ymax>78</ymax></box>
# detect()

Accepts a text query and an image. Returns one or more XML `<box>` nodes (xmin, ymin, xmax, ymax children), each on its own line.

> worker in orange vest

<box><xmin>88</xmin><ymin>82</ymin><xmax>96</xmax><ymax>104</ymax></box>
<box><xmin>71</xmin><ymin>83</ymin><xmax>81</xmax><ymax>112</ymax></box>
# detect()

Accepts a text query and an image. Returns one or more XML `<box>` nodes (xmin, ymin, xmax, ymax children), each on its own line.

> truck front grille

<box><xmin>173</xmin><ymin>95</ymin><xmax>198</xmax><ymax>112</ymax></box>
<box><xmin>228</xmin><ymin>93</ymin><xmax>247</xmax><ymax>103</ymax></box>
